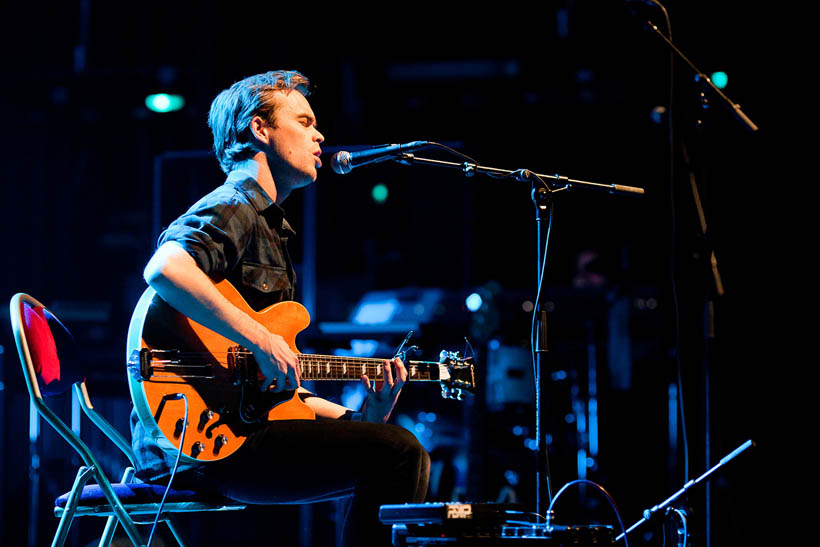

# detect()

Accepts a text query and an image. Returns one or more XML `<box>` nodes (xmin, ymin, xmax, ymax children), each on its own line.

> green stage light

<box><xmin>145</xmin><ymin>93</ymin><xmax>185</xmax><ymax>113</ymax></box>
<box><xmin>372</xmin><ymin>184</ymin><xmax>388</xmax><ymax>204</ymax></box>
<box><xmin>710</xmin><ymin>71</ymin><xmax>728</xmax><ymax>89</ymax></box>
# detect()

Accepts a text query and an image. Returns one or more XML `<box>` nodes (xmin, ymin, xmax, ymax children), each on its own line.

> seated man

<box><xmin>130</xmin><ymin>70</ymin><xmax>430</xmax><ymax>546</ymax></box>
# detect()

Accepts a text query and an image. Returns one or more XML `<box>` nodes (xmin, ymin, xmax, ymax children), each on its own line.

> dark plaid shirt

<box><xmin>131</xmin><ymin>168</ymin><xmax>297</xmax><ymax>481</ymax></box>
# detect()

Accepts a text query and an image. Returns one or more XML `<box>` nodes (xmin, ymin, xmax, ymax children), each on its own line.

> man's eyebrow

<box><xmin>297</xmin><ymin>112</ymin><xmax>317</xmax><ymax>125</ymax></box>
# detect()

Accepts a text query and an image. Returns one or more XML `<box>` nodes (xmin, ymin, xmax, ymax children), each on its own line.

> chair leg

<box><xmin>98</xmin><ymin>467</ymin><xmax>137</xmax><ymax>547</ymax></box>
<box><xmin>53</xmin><ymin>466</ymin><xmax>96</xmax><ymax>547</ymax></box>
<box><xmin>97</xmin><ymin>517</ymin><xmax>119</xmax><ymax>547</ymax></box>
<box><xmin>103</xmin><ymin>501</ymin><xmax>146</xmax><ymax>547</ymax></box>
<box><xmin>165</xmin><ymin>518</ymin><xmax>187</xmax><ymax>547</ymax></box>
<box><xmin>95</xmin><ymin>476</ymin><xmax>146</xmax><ymax>546</ymax></box>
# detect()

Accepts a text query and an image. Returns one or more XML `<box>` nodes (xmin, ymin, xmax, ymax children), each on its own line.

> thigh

<box><xmin>177</xmin><ymin>419</ymin><xmax>419</xmax><ymax>504</ymax></box>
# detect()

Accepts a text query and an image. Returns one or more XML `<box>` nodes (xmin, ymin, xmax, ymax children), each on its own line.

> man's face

<box><xmin>264</xmin><ymin>90</ymin><xmax>324</xmax><ymax>198</ymax></box>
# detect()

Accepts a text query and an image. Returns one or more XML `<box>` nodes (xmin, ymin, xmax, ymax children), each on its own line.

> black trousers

<box><xmin>173</xmin><ymin>419</ymin><xmax>430</xmax><ymax>546</ymax></box>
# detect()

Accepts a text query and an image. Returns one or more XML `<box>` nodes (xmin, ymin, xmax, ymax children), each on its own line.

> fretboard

<box><xmin>296</xmin><ymin>354</ymin><xmax>440</xmax><ymax>382</ymax></box>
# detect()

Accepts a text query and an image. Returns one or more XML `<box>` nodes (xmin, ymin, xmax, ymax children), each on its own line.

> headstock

<box><xmin>437</xmin><ymin>350</ymin><xmax>476</xmax><ymax>400</ymax></box>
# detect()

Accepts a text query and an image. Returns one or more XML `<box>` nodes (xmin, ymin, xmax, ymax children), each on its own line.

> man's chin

<box><xmin>305</xmin><ymin>168</ymin><xmax>319</xmax><ymax>184</ymax></box>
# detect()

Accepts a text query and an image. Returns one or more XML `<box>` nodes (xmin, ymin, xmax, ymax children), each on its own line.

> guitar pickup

<box><xmin>128</xmin><ymin>348</ymin><xmax>215</xmax><ymax>381</ymax></box>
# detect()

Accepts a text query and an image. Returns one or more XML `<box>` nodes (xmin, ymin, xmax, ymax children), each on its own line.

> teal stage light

<box><xmin>145</xmin><ymin>93</ymin><xmax>185</xmax><ymax>113</ymax></box>
<box><xmin>465</xmin><ymin>293</ymin><xmax>483</xmax><ymax>312</ymax></box>
<box><xmin>710</xmin><ymin>71</ymin><xmax>728</xmax><ymax>89</ymax></box>
<box><xmin>371</xmin><ymin>184</ymin><xmax>388</xmax><ymax>204</ymax></box>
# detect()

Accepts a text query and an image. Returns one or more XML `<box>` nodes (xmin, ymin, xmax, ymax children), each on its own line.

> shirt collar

<box><xmin>225</xmin><ymin>167</ymin><xmax>296</xmax><ymax>236</ymax></box>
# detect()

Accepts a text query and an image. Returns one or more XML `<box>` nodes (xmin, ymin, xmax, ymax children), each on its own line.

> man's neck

<box><xmin>233</xmin><ymin>154</ymin><xmax>281</xmax><ymax>203</ymax></box>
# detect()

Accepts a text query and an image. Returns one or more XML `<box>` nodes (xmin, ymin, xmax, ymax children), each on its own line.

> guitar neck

<box><xmin>297</xmin><ymin>354</ymin><xmax>442</xmax><ymax>382</ymax></box>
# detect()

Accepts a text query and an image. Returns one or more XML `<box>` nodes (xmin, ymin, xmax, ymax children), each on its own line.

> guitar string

<box><xmin>147</xmin><ymin>353</ymin><xmax>445</xmax><ymax>373</ymax></box>
<box><xmin>149</xmin><ymin>355</ymin><xmax>438</xmax><ymax>366</ymax></box>
<box><xmin>148</xmin><ymin>365</ymin><xmax>436</xmax><ymax>380</ymax></box>
<box><xmin>165</xmin><ymin>351</ymin><xmax>437</xmax><ymax>364</ymax></box>
<box><xmin>144</xmin><ymin>353</ymin><xmax>471</xmax><ymax>382</ymax></box>
<box><xmin>150</xmin><ymin>352</ymin><xmax>465</xmax><ymax>366</ymax></box>
<box><xmin>146</xmin><ymin>357</ymin><xmax>438</xmax><ymax>378</ymax></box>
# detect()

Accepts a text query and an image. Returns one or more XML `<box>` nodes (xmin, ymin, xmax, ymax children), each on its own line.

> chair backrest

<box><xmin>9</xmin><ymin>293</ymin><xmax>134</xmax><ymax>468</ymax></box>
<box><xmin>10</xmin><ymin>293</ymin><xmax>85</xmax><ymax>401</ymax></box>
<box><xmin>10</xmin><ymin>294</ymin><xmax>246</xmax><ymax>547</ymax></box>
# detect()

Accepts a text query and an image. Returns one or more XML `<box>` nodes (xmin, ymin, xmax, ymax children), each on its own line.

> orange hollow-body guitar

<box><xmin>126</xmin><ymin>280</ymin><xmax>475</xmax><ymax>464</ymax></box>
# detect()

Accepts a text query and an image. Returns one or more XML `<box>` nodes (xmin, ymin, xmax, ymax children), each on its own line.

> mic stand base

<box><xmin>617</xmin><ymin>439</ymin><xmax>754</xmax><ymax>542</ymax></box>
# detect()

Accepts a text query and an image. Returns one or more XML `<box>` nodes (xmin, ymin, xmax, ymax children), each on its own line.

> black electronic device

<box><xmin>380</xmin><ymin>503</ymin><xmax>615</xmax><ymax>546</ymax></box>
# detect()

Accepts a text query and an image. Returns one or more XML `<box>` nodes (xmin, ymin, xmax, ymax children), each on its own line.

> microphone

<box><xmin>331</xmin><ymin>141</ymin><xmax>429</xmax><ymax>174</ymax></box>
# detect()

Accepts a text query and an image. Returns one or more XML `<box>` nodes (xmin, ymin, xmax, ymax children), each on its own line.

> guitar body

<box><xmin>126</xmin><ymin>280</ymin><xmax>314</xmax><ymax>463</ymax></box>
<box><xmin>127</xmin><ymin>279</ymin><xmax>475</xmax><ymax>463</ymax></box>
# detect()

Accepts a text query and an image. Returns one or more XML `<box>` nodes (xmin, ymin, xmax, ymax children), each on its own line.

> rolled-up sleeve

<box><xmin>157</xmin><ymin>188</ymin><xmax>255</xmax><ymax>278</ymax></box>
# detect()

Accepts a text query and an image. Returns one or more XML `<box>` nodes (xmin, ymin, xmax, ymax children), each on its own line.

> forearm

<box><xmin>144</xmin><ymin>241</ymin><xmax>268</xmax><ymax>350</ymax></box>
<box><xmin>300</xmin><ymin>389</ymin><xmax>358</xmax><ymax>420</ymax></box>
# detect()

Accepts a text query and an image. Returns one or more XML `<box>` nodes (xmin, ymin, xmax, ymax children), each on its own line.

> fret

<box><xmin>294</xmin><ymin>354</ymin><xmax>436</xmax><ymax>382</ymax></box>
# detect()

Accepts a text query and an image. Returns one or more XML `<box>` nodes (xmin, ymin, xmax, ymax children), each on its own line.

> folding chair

<box><xmin>9</xmin><ymin>293</ymin><xmax>246</xmax><ymax>547</ymax></box>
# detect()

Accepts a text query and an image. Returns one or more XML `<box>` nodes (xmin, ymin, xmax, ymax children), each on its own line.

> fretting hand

<box><xmin>360</xmin><ymin>358</ymin><xmax>407</xmax><ymax>423</ymax></box>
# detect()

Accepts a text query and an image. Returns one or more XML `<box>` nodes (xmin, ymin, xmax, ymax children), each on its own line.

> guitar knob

<box><xmin>174</xmin><ymin>418</ymin><xmax>186</xmax><ymax>438</ymax></box>
<box><xmin>214</xmin><ymin>434</ymin><xmax>228</xmax><ymax>454</ymax></box>
<box><xmin>198</xmin><ymin>409</ymin><xmax>214</xmax><ymax>432</ymax></box>
<box><xmin>190</xmin><ymin>441</ymin><xmax>204</xmax><ymax>458</ymax></box>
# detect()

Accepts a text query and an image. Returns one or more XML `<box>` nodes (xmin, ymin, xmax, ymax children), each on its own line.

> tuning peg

<box><xmin>439</xmin><ymin>350</ymin><xmax>463</xmax><ymax>363</ymax></box>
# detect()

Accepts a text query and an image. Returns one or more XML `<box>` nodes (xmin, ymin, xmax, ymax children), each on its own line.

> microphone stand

<box><xmin>395</xmin><ymin>155</ymin><xmax>646</xmax><ymax>197</ymax></box>
<box><xmin>395</xmin><ymin>153</ymin><xmax>644</xmax><ymax>518</ymax></box>
<box><xmin>636</xmin><ymin>12</ymin><xmax>758</xmax><ymax>134</ymax></box>
<box><xmin>630</xmin><ymin>7</ymin><xmax>759</xmax><ymax>544</ymax></box>
<box><xmin>616</xmin><ymin>439</ymin><xmax>754</xmax><ymax>543</ymax></box>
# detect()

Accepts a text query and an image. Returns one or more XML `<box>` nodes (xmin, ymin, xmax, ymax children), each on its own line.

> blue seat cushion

<box><xmin>55</xmin><ymin>482</ymin><xmax>228</xmax><ymax>508</ymax></box>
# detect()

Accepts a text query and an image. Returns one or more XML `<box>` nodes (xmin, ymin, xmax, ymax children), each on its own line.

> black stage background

<box><xmin>1</xmin><ymin>1</ymin><xmax>780</xmax><ymax>545</ymax></box>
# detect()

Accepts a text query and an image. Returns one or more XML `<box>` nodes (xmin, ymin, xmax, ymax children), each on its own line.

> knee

<box><xmin>383</xmin><ymin>424</ymin><xmax>430</xmax><ymax>468</ymax></box>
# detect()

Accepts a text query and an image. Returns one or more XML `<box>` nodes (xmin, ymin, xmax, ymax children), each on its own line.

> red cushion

<box><xmin>22</xmin><ymin>303</ymin><xmax>82</xmax><ymax>396</ymax></box>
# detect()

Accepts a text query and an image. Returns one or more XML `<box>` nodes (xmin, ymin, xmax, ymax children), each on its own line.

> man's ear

<box><xmin>249</xmin><ymin>115</ymin><xmax>271</xmax><ymax>145</ymax></box>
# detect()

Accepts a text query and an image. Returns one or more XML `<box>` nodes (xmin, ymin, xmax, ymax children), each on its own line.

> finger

<box><xmin>362</xmin><ymin>375</ymin><xmax>372</xmax><ymax>391</ymax></box>
<box><xmin>286</xmin><ymin>365</ymin><xmax>299</xmax><ymax>391</ymax></box>
<box><xmin>293</xmin><ymin>355</ymin><xmax>302</xmax><ymax>388</ymax></box>
<box><xmin>293</xmin><ymin>355</ymin><xmax>302</xmax><ymax>384</ymax></box>
<box><xmin>263</xmin><ymin>372</ymin><xmax>276</xmax><ymax>391</ymax></box>
<box><xmin>271</xmin><ymin>372</ymin><xmax>286</xmax><ymax>393</ymax></box>
<box><xmin>383</xmin><ymin>360</ymin><xmax>394</xmax><ymax>389</ymax></box>
<box><xmin>279</xmin><ymin>349</ymin><xmax>300</xmax><ymax>388</ymax></box>
<box><xmin>393</xmin><ymin>358</ymin><xmax>408</xmax><ymax>385</ymax></box>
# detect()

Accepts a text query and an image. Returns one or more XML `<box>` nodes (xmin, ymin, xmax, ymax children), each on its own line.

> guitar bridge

<box><xmin>228</xmin><ymin>345</ymin><xmax>257</xmax><ymax>387</ymax></box>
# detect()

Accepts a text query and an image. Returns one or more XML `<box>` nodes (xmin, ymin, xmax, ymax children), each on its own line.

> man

<box><xmin>131</xmin><ymin>70</ymin><xmax>430</xmax><ymax>545</ymax></box>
